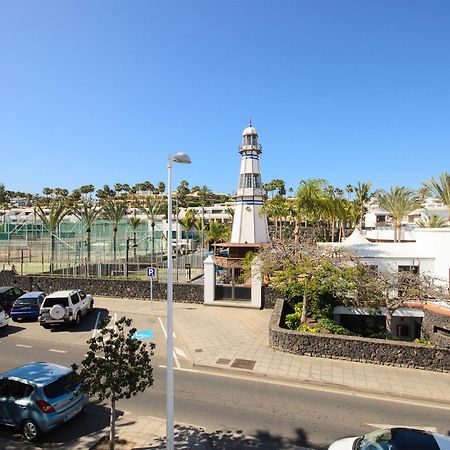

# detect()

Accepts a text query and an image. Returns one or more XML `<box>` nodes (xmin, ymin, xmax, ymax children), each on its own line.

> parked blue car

<box><xmin>0</xmin><ymin>362</ymin><xmax>88</xmax><ymax>441</ymax></box>
<box><xmin>10</xmin><ymin>291</ymin><xmax>46</xmax><ymax>321</ymax></box>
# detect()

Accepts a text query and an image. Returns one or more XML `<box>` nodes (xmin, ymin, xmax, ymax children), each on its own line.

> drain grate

<box><xmin>231</xmin><ymin>359</ymin><xmax>256</xmax><ymax>370</ymax></box>
<box><xmin>216</xmin><ymin>358</ymin><xmax>231</xmax><ymax>365</ymax></box>
<box><xmin>195</xmin><ymin>348</ymin><xmax>203</xmax><ymax>353</ymax></box>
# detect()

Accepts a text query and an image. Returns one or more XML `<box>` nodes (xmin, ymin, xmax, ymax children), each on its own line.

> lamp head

<box><xmin>173</xmin><ymin>152</ymin><xmax>191</xmax><ymax>164</ymax></box>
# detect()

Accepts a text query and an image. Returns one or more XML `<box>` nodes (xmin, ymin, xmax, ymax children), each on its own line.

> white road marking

<box><xmin>92</xmin><ymin>311</ymin><xmax>102</xmax><ymax>338</ymax></box>
<box><xmin>158</xmin><ymin>317</ymin><xmax>180</xmax><ymax>369</ymax></box>
<box><xmin>366</xmin><ymin>423</ymin><xmax>438</xmax><ymax>432</ymax></box>
<box><xmin>156</xmin><ymin>366</ymin><xmax>450</xmax><ymax>412</ymax></box>
<box><xmin>49</xmin><ymin>349</ymin><xmax>67</xmax><ymax>353</ymax></box>
<box><xmin>174</xmin><ymin>347</ymin><xmax>186</xmax><ymax>358</ymax></box>
<box><xmin>16</xmin><ymin>344</ymin><xmax>32</xmax><ymax>348</ymax></box>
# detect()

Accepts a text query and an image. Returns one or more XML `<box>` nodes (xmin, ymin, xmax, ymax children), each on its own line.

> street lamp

<box><xmin>166</xmin><ymin>152</ymin><xmax>191</xmax><ymax>450</ymax></box>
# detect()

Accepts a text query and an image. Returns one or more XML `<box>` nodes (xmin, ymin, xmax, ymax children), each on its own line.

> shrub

<box><xmin>317</xmin><ymin>317</ymin><xmax>355</xmax><ymax>336</ymax></box>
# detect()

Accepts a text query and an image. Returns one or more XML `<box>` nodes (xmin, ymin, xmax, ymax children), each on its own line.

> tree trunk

<box><xmin>109</xmin><ymin>397</ymin><xmax>116</xmax><ymax>450</ymax></box>
<box><xmin>133</xmin><ymin>231</ymin><xmax>137</xmax><ymax>260</ymax></box>
<box><xmin>385</xmin><ymin>308</ymin><xmax>394</xmax><ymax>337</ymax></box>
<box><xmin>294</xmin><ymin>218</ymin><xmax>300</xmax><ymax>244</ymax></box>
<box><xmin>301</xmin><ymin>293</ymin><xmax>308</xmax><ymax>324</ymax></box>
<box><xmin>151</xmin><ymin>222</ymin><xmax>155</xmax><ymax>265</ymax></box>
<box><xmin>87</xmin><ymin>228</ymin><xmax>91</xmax><ymax>262</ymax></box>
<box><xmin>50</xmin><ymin>233</ymin><xmax>56</xmax><ymax>274</ymax></box>
<box><xmin>113</xmin><ymin>227</ymin><xmax>117</xmax><ymax>261</ymax></box>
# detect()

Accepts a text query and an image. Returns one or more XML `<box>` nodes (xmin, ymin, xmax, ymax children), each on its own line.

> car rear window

<box><xmin>43</xmin><ymin>372</ymin><xmax>79</xmax><ymax>399</ymax></box>
<box><xmin>15</xmin><ymin>298</ymin><xmax>38</xmax><ymax>306</ymax></box>
<box><xmin>42</xmin><ymin>297</ymin><xmax>69</xmax><ymax>308</ymax></box>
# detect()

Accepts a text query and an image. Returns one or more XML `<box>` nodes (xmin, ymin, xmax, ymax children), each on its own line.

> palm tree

<box><xmin>102</xmin><ymin>199</ymin><xmax>128</xmax><ymax>260</ymax></box>
<box><xmin>197</xmin><ymin>185</ymin><xmax>212</xmax><ymax>247</ymax></box>
<box><xmin>72</xmin><ymin>202</ymin><xmax>102</xmax><ymax>262</ymax></box>
<box><xmin>345</xmin><ymin>184</ymin><xmax>354</xmax><ymax>200</ymax></box>
<box><xmin>423</xmin><ymin>172</ymin><xmax>450</xmax><ymax>220</ymax></box>
<box><xmin>178</xmin><ymin>209</ymin><xmax>198</xmax><ymax>251</ymax></box>
<box><xmin>205</xmin><ymin>221</ymin><xmax>230</xmax><ymax>254</ymax></box>
<box><xmin>296</xmin><ymin>178</ymin><xmax>327</xmax><ymax>226</ymax></box>
<box><xmin>140</xmin><ymin>198</ymin><xmax>165</xmax><ymax>263</ymax></box>
<box><xmin>417</xmin><ymin>214</ymin><xmax>449</xmax><ymax>228</ymax></box>
<box><xmin>35</xmin><ymin>201</ymin><xmax>69</xmax><ymax>272</ymax></box>
<box><xmin>353</xmin><ymin>181</ymin><xmax>377</xmax><ymax>230</ymax></box>
<box><xmin>378</xmin><ymin>186</ymin><xmax>420</xmax><ymax>242</ymax></box>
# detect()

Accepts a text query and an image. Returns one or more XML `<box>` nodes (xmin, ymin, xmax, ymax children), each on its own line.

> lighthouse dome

<box><xmin>242</xmin><ymin>125</ymin><xmax>258</xmax><ymax>136</ymax></box>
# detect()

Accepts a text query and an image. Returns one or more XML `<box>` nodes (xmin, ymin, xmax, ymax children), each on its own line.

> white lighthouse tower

<box><xmin>231</xmin><ymin>122</ymin><xmax>269</xmax><ymax>244</ymax></box>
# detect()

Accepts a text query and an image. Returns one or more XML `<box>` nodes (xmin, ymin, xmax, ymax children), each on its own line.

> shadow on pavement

<box><xmin>0</xmin><ymin>324</ymin><xmax>26</xmax><ymax>336</ymax></box>
<box><xmin>0</xmin><ymin>401</ymin><xmax>119</xmax><ymax>449</ymax></box>
<box><xmin>144</xmin><ymin>424</ymin><xmax>324</xmax><ymax>450</ymax></box>
<box><xmin>47</xmin><ymin>308</ymin><xmax>110</xmax><ymax>334</ymax></box>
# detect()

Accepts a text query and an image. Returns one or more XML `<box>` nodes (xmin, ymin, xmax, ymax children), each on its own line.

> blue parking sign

<box><xmin>146</xmin><ymin>267</ymin><xmax>157</xmax><ymax>278</ymax></box>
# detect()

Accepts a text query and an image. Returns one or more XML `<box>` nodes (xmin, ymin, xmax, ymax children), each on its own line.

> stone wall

<box><xmin>269</xmin><ymin>299</ymin><xmax>450</xmax><ymax>372</ymax></box>
<box><xmin>261</xmin><ymin>285</ymin><xmax>278</xmax><ymax>309</ymax></box>
<box><xmin>0</xmin><ymin>270</ymin><xmax>278</xmax><ymax>309</ymax></box>
<box><xmin>0</xmin><ymin>271</ymin><xmax>203</xmax><ymax>304</ymax></box>
<box><xmin>421</xmin><ymin>310</ymin><xmax>450</xmax><ymax>349</ymax></box>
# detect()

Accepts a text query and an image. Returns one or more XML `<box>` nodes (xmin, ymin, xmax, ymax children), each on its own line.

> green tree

<box><xmin>353</xmin><ymin>181</ymin><xmax>377</xmax><ymax>230</ymax></box>
<box><xmin>417</xmin><ymin>214</ymin><xmax>449</xmax><ymax>228</ymax></box>
<box><xmin>296</xmin><ymin>178</ymin><xmax>327</xmax><ymax>226</ymax></box>
<box><xmin>72</xmin><ymin>317</ymin><xmax>155</xmax><ymax>450</ymax></box>
<box><xmin>0</xmin><ymin>183</ymin><xmax>9</xmax><ymax>206</ymax></box>
<box><xmin>102</xmin><ymin>199</ymin><xmax>128</xmax><ymax>260</ymax></box>
<box><xmin>96</xmin><ymin>185</ymin><xmax>115</xmax><ymax>200</ymax></box>
<box><xmin>378</xmin><ymin>186</ymin><xmax>420</xmax><ymax>242</ymax></box>
<box><xmin>423</xmin><ymin>172</ymin><xmax>450</xmax><ymax>221</ymax></box>
<box><xmin>205</xmin><ymin>221</ymin><xmax>230</xmax><ymax>253</ymax></box>
<box><xmin>35</xmin><ymin>201</ymin><xmax>69</xmax><ymax>272</ymax></box>
<box><xmin>348</xmin><ymin>264</ymin><xmax>447</xmax><ymax>337</ymax></box>
<box><xmin>140</xmin><ymin>198</ymin><xmax>166</xmax><ymax>262</ymax></box>
<box><xmin>157</xmin><ymin>181</ymin><xmax>166</xmax><ymax>194</ymax></box>
<box><xmin>259</xmin><ymin>240</ymin><xmax>356</xmax><ymax>323</ymax></box>
<box><xmin>72</xmin><ymin>202</ymin><xmax>102</xmax><ymax>262</ymax></box>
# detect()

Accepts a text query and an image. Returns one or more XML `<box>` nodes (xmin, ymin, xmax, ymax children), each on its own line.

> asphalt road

<box><xmin>0</xmin><ymin>304</ymin><xmax>449</xmax><ymax>450</ymax></box>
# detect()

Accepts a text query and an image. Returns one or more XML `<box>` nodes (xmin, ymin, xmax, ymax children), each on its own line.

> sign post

<box><xmin>146</xmin><ymin>267</ymin><xmax>157</xmax><ymax>311</ymax></box>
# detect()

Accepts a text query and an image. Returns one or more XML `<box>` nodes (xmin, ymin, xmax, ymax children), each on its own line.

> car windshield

<box><xmin>358</xmin><ymin>428</ymin><xmax>440</xmax><ymax>450</ymax></box>
<box><xmin>15</xmin><ymin>298</ymin><xmax>38</xmax><ymax>306</ymax></box>
<box><xmin>42</xmin><ymin>297</ymin><xmax>69</xmax><ymax>308</ymax></box>
<box><xmin>43</xmin><ymin>371</ymin><xmax>80</xmax><ymax>399</ymax></box>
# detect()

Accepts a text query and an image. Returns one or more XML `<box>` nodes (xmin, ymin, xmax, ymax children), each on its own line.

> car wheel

<box><xmin>74</xmin><ymin>313</ymin><xmax>81</xmax><ymax>326</ymax></box>
<box><xmin>22</xmin><ymin>419</ymin><xmax>40</xmax><ymax>442</ymax></box>
<box><xmin>89</xmin><ymin>302</ymin><xmax>93</xmax><ymax>313</ymax></box>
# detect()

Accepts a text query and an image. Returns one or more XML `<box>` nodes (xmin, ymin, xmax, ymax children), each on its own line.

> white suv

<box><xmin>39</xmin><ymin>290</ymin><xmax>94</xmax><ymax>328</ymax></box>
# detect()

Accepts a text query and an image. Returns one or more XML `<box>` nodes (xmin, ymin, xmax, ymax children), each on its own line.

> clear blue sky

<box><xmin>1</xmin><ymin>0</ymin><xmax>449</xmax><ymax>196</ymax></box>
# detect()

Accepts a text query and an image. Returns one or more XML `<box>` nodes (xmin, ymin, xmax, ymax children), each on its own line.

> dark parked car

<box><xmin>0</xmin><ymin>286</ymin><xmax>26</xmax><ymax>315</ymax></box>
<box><xmin>0</xmin><ymin>362</ymin><xmax>88</xmax><ymax>441</ymax></box>
<box><xmin>10</xmin><ymin>291</ymin><xmax>46</xmax><ymax>321</ymax></box>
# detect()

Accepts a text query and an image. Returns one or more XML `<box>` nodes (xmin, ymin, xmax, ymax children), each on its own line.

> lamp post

<box><xmin>166</xmin><ymin>152</ymin><xmax>191</xmax><ymax>450</ymax></box>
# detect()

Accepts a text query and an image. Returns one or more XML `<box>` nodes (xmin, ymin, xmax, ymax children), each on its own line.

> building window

<box><xmin>253</xmin><ymin>174</ymin><xmax>261</xmax><ymax>188</ymax></box>
<box><xmin>244</xmin><ymin>174</ymin><xmax>253</xmax><ymax>188</ymax></box>
<box><xmin>398</xmin><ymin>265</ymin><xmax>419</xmax><ymax>274</ymax></box>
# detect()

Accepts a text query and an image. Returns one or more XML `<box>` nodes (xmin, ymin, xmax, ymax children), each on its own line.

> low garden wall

<box><xmin>269</xmin><ymin>299</ymin><xmax>450</xmax><ymax>372</ymax></box>
<box><xmin>0</xmin><ymin>271</ymin><xmax>203</xmax><ymax>304</ymax></box>
<box><xmin>0</xmin><ymin>270</ymin><xmax>277</xmax><ymax>309</ymax></box>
